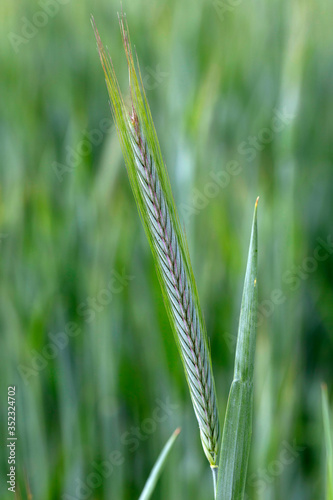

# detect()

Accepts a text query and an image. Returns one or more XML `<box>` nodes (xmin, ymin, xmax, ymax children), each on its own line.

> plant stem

<box><xmin>211</xmin><ymin>465</ymin><xmax>218</xmax><ymax>499</ymax></box>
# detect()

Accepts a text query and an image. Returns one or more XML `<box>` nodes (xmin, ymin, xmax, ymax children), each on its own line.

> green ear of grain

<box><xmin>138</xmin><ymin>428</ymin><xmax>181</xmax><ymax>500</ymax></box>
<box><xmin>321</xmin><ymin>384</ymin><xmax>333</xmax><ymax>500</ymax></box>
<box><xmin>216</xmin><ymin>198</ymin><xmax>259</xmax><ymax>500</ymax></box>
<box><xmin>92</xmin><ymin>14</ymin><xmax>220</xmax><ymax>469</ymax></box>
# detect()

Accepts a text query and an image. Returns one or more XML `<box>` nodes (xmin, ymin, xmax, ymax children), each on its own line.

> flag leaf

<box><xmin>217</xmin><ymin>198</ymin><xmax>259</xmax><ymax>500</ymax></box>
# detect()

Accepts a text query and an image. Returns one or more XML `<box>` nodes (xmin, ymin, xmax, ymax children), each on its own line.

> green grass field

<box><xmin>1</xmin><ymin>0</ymin><xmax>333</xmax><ymax>498</ymax></box>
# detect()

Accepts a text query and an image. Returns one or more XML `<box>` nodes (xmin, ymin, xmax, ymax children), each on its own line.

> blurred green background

<box><xmin>1</xmin><ymin>0</ymin><xmax>332</xmax><ymax>498</ymax></box>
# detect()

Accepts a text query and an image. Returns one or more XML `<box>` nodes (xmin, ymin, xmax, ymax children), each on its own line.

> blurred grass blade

<box><xmin>322</xmin><ymin>384</ymin><xmax>333</xmax><ymax>500</ymax></box>
<box><xmin>138</xmin><ymin>428</ymin><xmax>181</xmax><ymax>500</ymax></box>
<box><xmin>217</xmin><ymin>198</ymin><xmax>259</xmax><ymax>500</ymax></box>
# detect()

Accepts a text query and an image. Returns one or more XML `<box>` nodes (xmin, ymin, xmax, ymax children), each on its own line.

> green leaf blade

<box><xmin>217</xmin><ymin>198</ymin><xmax>259</xmax><ymax>500</ymax></box>
<box><xmin>322</xmin><ymin>384</ymin><xmax>333</xmax><ymax>500</ymax></box>
<box><xmin>138</xmin><ymin>428</ymin><xmax>181</xmax><ymax>500</ymax></box>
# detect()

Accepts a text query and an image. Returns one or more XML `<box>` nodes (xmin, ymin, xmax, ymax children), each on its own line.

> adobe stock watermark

<box><xmin>212</xmin><ymin>0</ymin><xmax>244</xmax><ymax>22</ymax></box>
<box><xmin>8</xmin><ymin>0</ymin><xmax>71</xmax><ymax>54</ymax></box>
<box><xmin>222</xmin><ymin>235</ymin><xmax>333</xmax><ymax>350</ymax></box>
<box><xmin>257</xmin><ymin>234</ymin><xmax>333</xmax><ymax>327</ymax></box>
<box><xmin>53</xmin><ymin>117</ymin><xmax>114</xmax><ymax>182</ymax></box>
<box><xmin>141</xmin><ymin>65</ymin><xmax>168</xmax><ymax>91</ymax></box>
<box><xmin>76</xmin><ymin>268</ymin><xmax>134</xmax><ymax>323</ymax></box>
<box><xmin>245</xmin><ymin>440</ymin><xmax>305</xmax><ymax>499</ymax></box>
<box><xmin>179</xmin><ymin>160</ymin><xmax>242</xmax><ymax>223</ymax></box>
<box><xmin>62</xmin><ymin>397</ymin><xmax>179</xmax><ymax>500</ymax></box>
<box><xmin>53</xmin><ymin>66</ymin><xmax>168</xmax><ymax>182</ymax></box>
<box><xmin>223</xmin><ymin>331</ymin><xmax>238</xmax><ymax>353</ymax></box>
<box><xmin>17</xmin><ymin>269</ymin><xmax>134</xmax><ymax>385</ymax></box>
<box><xmin>179</xmin><ymin>107</ymin><xmax>294</xmax><ymax>223</ymax></box>
<box><xmin>237</xmin><ymin>107</ymin><xmax>294</xmax><ymax>161</ymax></box>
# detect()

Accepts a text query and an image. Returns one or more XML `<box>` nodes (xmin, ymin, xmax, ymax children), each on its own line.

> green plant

<box><xmin>217</xmin><ymin>199</ymin><xmax>258</xmax><ymax>500</ymax></box>
<box><xmin>139</xmin><ymin>428</ymin><xmax>181</xmax><ymax>500</ymax></box>
<box><xmin>322</xmin><ymin>384</ymin><xmax>333</xmax><ymax>500</ymax></box>
<box><xmin>93</xmin><ymin>13</ymin><xmax>258</xmax><ymax>499</ymax></box>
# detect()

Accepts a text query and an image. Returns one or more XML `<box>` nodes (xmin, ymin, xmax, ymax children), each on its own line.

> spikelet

<box><xmin>92</xmin><ymin>14</ymin><xmax>220</xmax><ymax>466</ymax></box>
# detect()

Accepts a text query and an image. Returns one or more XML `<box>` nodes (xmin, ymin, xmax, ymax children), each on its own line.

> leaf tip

<box><xmin>255</xmin><ymin>196</ymin><xmax>259</xmax><ymax>209</ymax></box>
